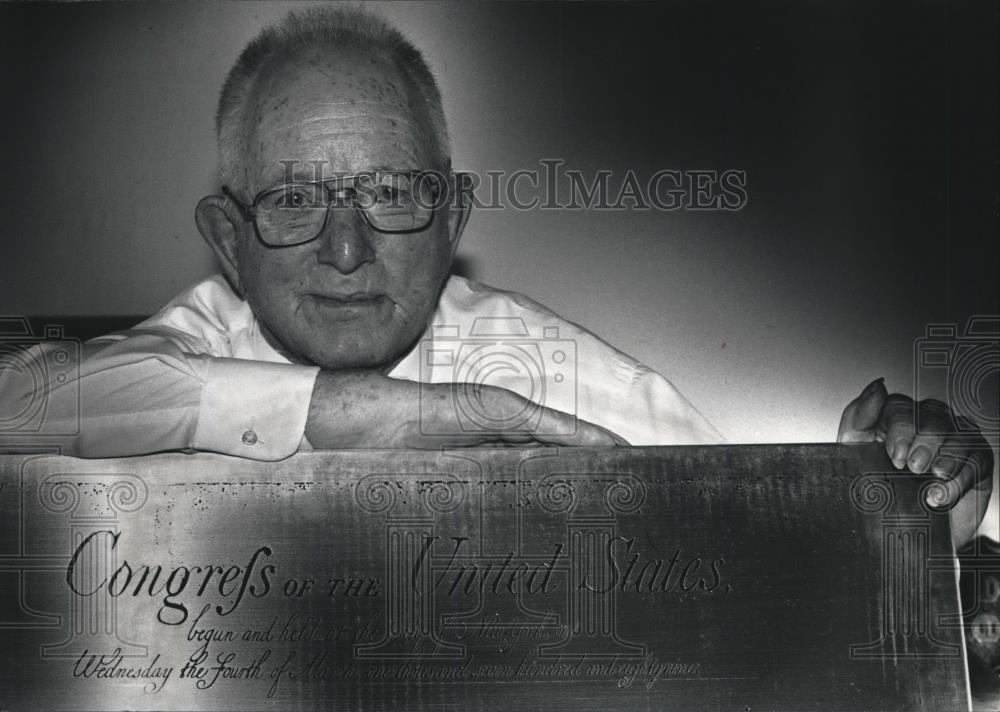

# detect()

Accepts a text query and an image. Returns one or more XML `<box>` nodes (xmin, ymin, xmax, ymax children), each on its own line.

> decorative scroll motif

<box><xmin>355</xmin><ymin>475</ymin><xmax>466</xmax><ymax>516</ymax></box>
<box><xmin>849</xmin><ymin>472</ymin><xmax>960</xmax><ymax>660</ymax></box>
<box><xmin>354</xmin><ymin>476</ymin><xmax>397</xmax><ymax>515</ymax></box>
<box><xmin>36</xmin><ymin>473</ymin><xmax>148</xmax><ymax>659</ymax></box>
<box><xmin>39</xmin><ymin>474</ymin><xmax>148</xmax><ymax>516</ymax></box>
<box><xmin>419</xmin><ymin>478</ymin><xmax>466</xmax><ymax>514</ymax></box>
<box><xmin>849</xmin><ymin>475</ymin><xmax>895</xmax><ymax>514</ymax></box>
<box><xmin>532</xmin><ymin>472</ymin><xmax>647</xmax><ymax>658</ymax></box>
<box><xmin>604</xmin><ymin>476</ymin><xmax>647</xmax><ymax>515</ymax></box>
<box><xmin>536</xmin><ymin>477</ymin><xmax>577</xmax><ymax>514</ymax></box>
<box><xmin>536</xmin><ymin>473</ymin><xmax>646</xmax><ymax>518</ymax></box>
<box><xmin>354</xmin><ymin>473</ymin><xmax>467</xmax><ymax>660</ymax></box>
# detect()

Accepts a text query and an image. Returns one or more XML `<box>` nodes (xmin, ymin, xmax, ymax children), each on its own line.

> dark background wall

<box><xmin>1</xmin><ymin>2</ymin><xmax>996</xmax><ymax>476</ymax></box>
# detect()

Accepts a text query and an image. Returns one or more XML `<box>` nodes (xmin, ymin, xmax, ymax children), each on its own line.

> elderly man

<box><xmin>0</xmin><ymin>7</ymin><xmax>991</xmax><ymax>545</ymax></box>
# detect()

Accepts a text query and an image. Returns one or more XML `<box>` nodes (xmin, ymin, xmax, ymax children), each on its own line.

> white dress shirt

<box><xmin>1</xmin><ymin>275</ymin><xmax>721</xmax><ymax>459</ymax></box>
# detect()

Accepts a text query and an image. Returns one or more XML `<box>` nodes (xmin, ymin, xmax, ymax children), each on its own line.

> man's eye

<box><xmin>376</xmin><ymin>184</ymin><xmax>412</xmax><ymax>206</ymax></box>
<box><xmin>275</xmin><ymin>188</ymin><xmax>312</xmax><ymax>208</ymax></box>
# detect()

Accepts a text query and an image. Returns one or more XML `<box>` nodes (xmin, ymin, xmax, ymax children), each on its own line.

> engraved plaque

<box><xmin>0</xmin><ymin>444</ymin><xmax>968</xmax><ymax>710</ymax></box>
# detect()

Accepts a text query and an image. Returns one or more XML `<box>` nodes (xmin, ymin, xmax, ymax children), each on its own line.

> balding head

<box><xmin>217</xmin><ymin>6</ymin><xmax>450</xmax><ymax>196</ymax></box>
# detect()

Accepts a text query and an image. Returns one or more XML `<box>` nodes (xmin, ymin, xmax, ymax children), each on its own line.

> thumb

<box><xmin>838</xmin><ymin>377</ymin><xmax>887</xmax><ymax>442</ymax></box>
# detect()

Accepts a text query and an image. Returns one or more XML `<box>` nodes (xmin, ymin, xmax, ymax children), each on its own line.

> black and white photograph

<box><xmin>0</xmin><ymin>1</ymin><xmax>997</xmax><ymax>709</ymax></box>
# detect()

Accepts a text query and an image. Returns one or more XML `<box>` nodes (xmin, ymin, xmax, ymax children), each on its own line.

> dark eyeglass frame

<box><xmin>222</xmin><ymin>170</ymin><xmax>452</xmax><ymax>248</ymax></box>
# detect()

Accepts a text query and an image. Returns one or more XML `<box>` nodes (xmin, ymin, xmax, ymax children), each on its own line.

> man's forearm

<box><xmin>0</xmin><ymin>332</ymin><xmax>318</xmax><ymax>460</ymax></box>
<box><xmin>306</xmin><ymin>370</ymin><xmax>412</xmax><ymax>449</ymax></box>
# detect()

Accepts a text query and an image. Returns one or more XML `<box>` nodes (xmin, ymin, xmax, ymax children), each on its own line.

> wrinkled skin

<box><xmin>206</xmin><ymin>47</ymin><xmax>460</xmax><ymax>371</ymax></box>
<box><xmin>838</xmin><ymin>377</ymin><xmax>994</xmax><ymax>547</ymax></box>
<box><xmin>195</xmin><ymin>47</ymin><xmax>625</xmax><ymax>449</ymax></box>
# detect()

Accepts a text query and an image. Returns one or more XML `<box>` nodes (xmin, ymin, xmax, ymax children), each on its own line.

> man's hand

<box><xmin>305</xmin><ymin>370</ymin><xmax>627</xmax><ymax>449</ymax></box>
<box><xmin>838</xmin><ymin>377</ymin><xmax>994</xmax><ymax>546</ymax></box>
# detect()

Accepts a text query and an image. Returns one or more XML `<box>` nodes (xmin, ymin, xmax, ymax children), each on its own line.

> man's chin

<box><xmin>301</xmin><ymin>337</ymin><xmax>410</xmax><ymax>373</ymax></box>
<box><xmin>293</xmin><ymin>297</ymin><xmax>403</xmax><ymax>369</ymax></box>
<box><xmin>310</xmin><ymin>354</ymin><xmax>400</xmax><ymax>373</ymax></box>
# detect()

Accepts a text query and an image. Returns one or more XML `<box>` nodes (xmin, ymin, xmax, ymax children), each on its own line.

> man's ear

<box><xmin>195</xmin><ymin>195</ymin><xmax>244</xmax><ymax>295</ymax></box>
<box><xmin>444</xmin><ymin>174</ymin><xmax>471</xmax><ymax>259</ymax></box>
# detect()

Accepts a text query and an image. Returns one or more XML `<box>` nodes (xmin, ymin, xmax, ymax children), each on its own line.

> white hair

<box><xmin>216</xmin><ymin>6</ymin><xmax>450</xmax><ymax>195</ymax></box>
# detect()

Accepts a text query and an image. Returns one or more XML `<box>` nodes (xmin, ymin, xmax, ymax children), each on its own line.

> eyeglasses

<box><xmin>223</xmin><ymin>170</ymin><xmax>448</xmax><ymax>248</ymax></box>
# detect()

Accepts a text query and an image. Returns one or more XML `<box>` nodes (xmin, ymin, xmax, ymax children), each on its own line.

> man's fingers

<box><xmin>532</xmin><ymin>404</ymin><xmax>627</xmax><ymax>446</ymax></box>
<box><xmin>556</xmin><ymin>419</ymin><xmax>629</xmax><ymax>447</ymax></box>
<box><xmin>902</xmin><ymin>399</ymin><xmax>954</xmax><ymax>472</ymax></box>
<box><xmin>927</xmin><ymin>436</ymin><xmax>994</xmax><ymax>547</ymax></box>
<box><xmin>878</xmin><ymin>394</ymin><xmax>916</xmax><ymax>468</ymax></box>
<box><xmin>497</xmin><ymin>390</ymin><xmax>627</xmax><ymax>446</ymax></box>
<box><xmin>925</xmin><ymin>445</ymin><xmax>994</xmax><ymax>509</ymax></box>
<box><xmin>837</xmin><ymin>377</ymin><xmax>887</xmax><ymax>442</ymax></box>
<box><xmin>444</xmin><ymin>389</ymin><xmax>627</xmax><ymax>448</ymax></box>
<box><xmin>852</xmin><ymin>377</ymin><xmax>888</xmax><ymax>432</ymax></box>
<box><xmin>904</xmin><ymin>431</ymin><xmax>946</xmax><ymax>474</ymax></box>
<box><xmin>446</xmin><ymin>422</ymin><xmax>624</xmax><ymax>448</ymax></box>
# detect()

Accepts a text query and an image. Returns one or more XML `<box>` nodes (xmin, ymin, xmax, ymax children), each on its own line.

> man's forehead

<box><xmin>244</xmin><ymin>49</ymin><xmax>433</xmax><ymax>183</ymax></box>
<box><xmin>295</xmin><ymin>101</ymin><xmax>424</xmax><ymax>141</ymax></box>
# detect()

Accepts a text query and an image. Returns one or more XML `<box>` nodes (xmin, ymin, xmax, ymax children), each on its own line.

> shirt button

<box><xmin>242</xmin><ymin>430</ymin><xmax>258</xmax><ymax>446</ymax></box>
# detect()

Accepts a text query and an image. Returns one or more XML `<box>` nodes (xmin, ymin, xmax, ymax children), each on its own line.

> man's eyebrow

<box><xmin>367</xmin><ymin>165</ymin><xmax>422</xmax><ymax>172</ymax></box>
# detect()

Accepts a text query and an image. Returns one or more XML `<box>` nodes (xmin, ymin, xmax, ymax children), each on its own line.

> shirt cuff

<box><xmin>192</xmin><ymin>357</ymin><xmax>320</xmax><ymax>460</ymax></box>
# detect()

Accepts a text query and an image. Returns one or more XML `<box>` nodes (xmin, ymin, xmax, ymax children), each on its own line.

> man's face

<box><xmin>234</xmin><ymin>49</ymin><xmax>457</xmax><ymax>370</ymax></box>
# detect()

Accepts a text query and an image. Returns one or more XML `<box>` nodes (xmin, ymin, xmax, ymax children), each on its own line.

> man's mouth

<box><xmin>305</xmin><ymin>292</ymin><xmax>390</xmax><ymax>320</ymax></box>
<box><xmin>310</xmin><ymin>291</ymin><xmax>384</xmax><ymax>304</ymax></box>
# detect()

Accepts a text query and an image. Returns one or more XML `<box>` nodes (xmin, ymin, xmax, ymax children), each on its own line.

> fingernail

<box><xmin>892</xmin><ymin>443</ymin><xmax>907</xmax><ymax>469</ymax></box>
<box><xmin>907</xmin><ymin>446</ymin><xmax>931</xmax><ymax>473</ymax></box>
<box><xmin>862</xmin><ymin>377</ymin><xmax>885</xmax><ymax>398</ymax></box>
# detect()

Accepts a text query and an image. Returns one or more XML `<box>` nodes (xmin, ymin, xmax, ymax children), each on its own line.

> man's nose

<box><xmin>314</xmin><ymin>202</ymin><xmax>376</xmax><ymax>275</ymax></box>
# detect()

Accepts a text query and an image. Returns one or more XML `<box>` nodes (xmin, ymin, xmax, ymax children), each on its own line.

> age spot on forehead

<box><xmin>244</xmin><ymin>50</ymin><xmax>432</xmax><ymax>182</ymax></box>
<box><xmin>304</xmin><ymin>56</ymin><xmax>338</xmax><ymax>82</ymax></box>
